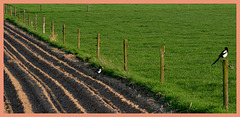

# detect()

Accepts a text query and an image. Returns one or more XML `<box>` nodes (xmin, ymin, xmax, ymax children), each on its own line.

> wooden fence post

<box><xmin>18</xmin><ymin>8</ymin><xmax>20</xmax><ymax>20</ymax></box>
<box><xmin>63</xmin><ymin>24</ymin><xmax>65</xmax><ymax>44</ymax></box>
<box><xmin>23</xmin><ymin>10</ymin><xmax>25</xmax><ymax>25</ymax></box>
<box><xmin>43</xmin><ymin>17</ymin><xmax>45</xmax><ymax>34</ymax></box>
<box><xmin>124</xmin><ymin>39</ymin><xmax>128</xmax><ymax>71</ymax></box>
<box><xmin>14</xmin><ymin>7</ymin><xmax>16</xmax><ymax>17</ymax></box>
<box><xmin>6</xmin><ymin>5</ymin><xmax>8</xmax><ymax>15</ymax></box>
<box><xmin>51</xmin><ymin>21</ymin><xmax>54</xmax><ymax>38</ymax></box>
<box><xmin>160</xmin><ymin>46</ymin><xmax>165</xmax><ymax>84</ymax></box>
<box><xmin>28</xmin><ymin>14</ymin><xmax>30</xmax><ymax>26</ymax></box>
<box><xmin>7</xmin><ymin>5</ymin><xmax>9</xmax><ymax>15</ymax></box>
<box><xmin>4</xmin><ymin>5</ymin><xmax>6</xmax><ymax>14</ymax></box>
<box><xmin>35</xmin><ymin>14</ymin><xmax>37</xmax><ymax>31</ymax></box>
<box><xmin>10</xmin><ymin>6</ymin><xmax>12</xmax><ymax>16</ymax></box>
<box><xmin>3</xmin><ymin>5</ymin><xmax>5</xmax><ymax>14</ymax></box>
<box><xmin>97</xmin><ymin>33</ymin><xmax>100</xmax><ymax>58</ymax></box>
<box><xmin>223</xmin><ymin>59</ymin><xmax>229</xmax><ymax>111</ymax></box>
<box><xmin>78</xmin><ymin>29</ymin><xmax>81</xmax><ymax>49</ymax></box>
<box><xmin>87</xmin><ymin>4</ymin><xmax>89</xmax><ymax>12</ymax></box>
<box><xmin>40</xmin><ymin>5</ymin><xmax>42</xmax><ymax>11</ymax></box>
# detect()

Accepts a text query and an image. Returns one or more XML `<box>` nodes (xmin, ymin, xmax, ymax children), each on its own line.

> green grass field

<box><xmin>4</xmin><ymin>4</ymin><xmax>236</xmax><ymax>113</ymax></box>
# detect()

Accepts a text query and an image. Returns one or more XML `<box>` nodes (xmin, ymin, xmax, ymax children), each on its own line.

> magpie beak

<box><xmin>211</xmin><ymin>47</ymin><xmax>228</xmax><ymax>66</ymax></box>
<box><xmin>96</xmin><ymin>66</ymin><xmax>102</xmax><ymax>74</ymax></box>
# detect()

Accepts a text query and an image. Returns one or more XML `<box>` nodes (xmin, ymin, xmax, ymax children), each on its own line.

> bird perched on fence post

<box><xmin>211</xmin><ymin>47</ymin><xmax>228</xmax><ymax>66</ymax></box>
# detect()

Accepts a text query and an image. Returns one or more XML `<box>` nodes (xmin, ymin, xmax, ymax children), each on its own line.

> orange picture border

<box><xmin>0</xmin><ymin>0</ymin><xmax>239</xmax><ymax>117</ymax></box>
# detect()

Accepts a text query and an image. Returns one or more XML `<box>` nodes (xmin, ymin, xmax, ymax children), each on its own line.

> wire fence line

<box><xmin>128</xmin><ymin>46</ymin><xmax>226</xmax><ymax>69</ymax></box>
<box><xmin>5</xmin><ymin>4</ymin><xmax>236</xmax><ymax>85</ymax></box>
<box><xmin>166</xmin><ymin>65</ymin><xmax>222</xmax><ymax>81</ymax></box>
<box><xmin>81</xmin><ymin>40</ymin><xmax>96</xmax><ymax>45</ymax></box>
<box><xmin>128</xmin><ymin>46</ymin><xmax>160</xmax><ymax>53</ymax></box>
<box><xmin>101</xmin><ymin>47</ymin><xmax>123</xmax><ymax>55</ymax></box>
<box><xmin>166</xmin><ymin>52</ymin><xmax>218</xmax><ymax>64</ymax></box>
<box><xmin>127</xmin><ymin>51</ymin><xmax>235</xmax><ymax>83</ymax></box>
<box><xmin>101</xmin><ymin>38</ymin><xmax>121</xmax><ymax>44</ymax></box>
<box><xmin>128</xmin><ymin>55</ymin><xmax>160</xmax><ymax>66</ymax></box>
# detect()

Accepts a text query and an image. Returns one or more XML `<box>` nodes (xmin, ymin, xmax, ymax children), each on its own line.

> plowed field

<box><xmin>3</xmin><ymin>20</ymin><xmax>170</xmax><ymax>113</ymax></box>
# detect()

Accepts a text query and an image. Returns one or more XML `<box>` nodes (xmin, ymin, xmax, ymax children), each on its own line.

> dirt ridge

<box><xmin>4</xmin><ymin>49</ymin><xmax>59</xmax><ymax>113</ymax></box>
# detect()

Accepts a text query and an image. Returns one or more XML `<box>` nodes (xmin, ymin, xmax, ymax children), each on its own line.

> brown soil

<box><xmin>3</xmin><ymin>20</ymin><xmax>174</xmax><ymax>113</ymax></box>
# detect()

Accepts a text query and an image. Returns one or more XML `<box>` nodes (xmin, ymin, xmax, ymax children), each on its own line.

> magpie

<box><xmin>96</xmin><ymin>66</ymin><xmax>103</xmax><ymax>74</ymax></box>
<box><xmin>211</xmin><ymin>47</ymin><xmax>228</xmax><ymax>66</ymax></box>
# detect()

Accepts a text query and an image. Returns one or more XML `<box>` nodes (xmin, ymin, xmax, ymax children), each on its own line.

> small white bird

<box><xmin>96</xmin><ymin>66</ymin><xmax>102</xmax><ymax>74</ymax></box>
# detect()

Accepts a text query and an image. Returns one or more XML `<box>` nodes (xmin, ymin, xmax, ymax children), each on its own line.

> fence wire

<box><xmin>128</xmin><ymin>55</ymin><xmax>160</xmax><ymax>66</ymax></box>
<box><xmin>166</xmin><ymin>65</ymin><xmax>222</xmax><ymax>81</ymax></box>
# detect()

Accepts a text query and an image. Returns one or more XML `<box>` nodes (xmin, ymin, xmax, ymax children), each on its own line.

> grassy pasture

<box><xmin>5</xmin><ymin>4</ymin><xmax>236</xmax><ymax>113</ymax></box>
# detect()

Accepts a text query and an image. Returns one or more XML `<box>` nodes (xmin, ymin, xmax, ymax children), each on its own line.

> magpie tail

<box><xmin>211</xmin><ymin>57</ymin><xmax>220</xmax><ymax>66</ymax></box>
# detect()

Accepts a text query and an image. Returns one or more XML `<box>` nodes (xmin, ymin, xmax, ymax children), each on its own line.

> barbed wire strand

<box><xmin>128</xmin><ymin>55</ymin><xmax>160</xmax><ymax>66</ymax></box>
<box><xmin>166</xmin><ymin>65</ymin><xmax>223</xmax><ymax>81</ymax></box>
<box><xmin>101</xmin><ymin>47</ymin><xmax>123</xmax><ymax>55</ymax></box>
<box><xmin>128</xmin><ymin>46</ymin><xmax>159</xmax><ymax>52</ymax></box>
<box><xmin>101</xmin><ymin>38</ymin><xmax>121</xmax><ymax>44</ymax></box>
<box><xmin>166</xmin><ymin>52</ymin><xmax>223</xmax><ymax>67</ymax></box>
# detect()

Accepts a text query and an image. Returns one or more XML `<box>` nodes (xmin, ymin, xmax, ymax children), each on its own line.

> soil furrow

<box><xmin>4</xmin><ymin>39</ymin><xmax>86</xmax><ymax>113</ymax></box>
<box><xmin>4</xmin><ymin>48</ymin><xmax>61</xmax><ymax>113</ymax></box>
<box><xmin>4</xmin><ymin>67</ymin><xmax>34</xmax><ymax>113</ymax></box>
<box><xmin>4</xmin><ymin>30</ymin><xmax>121</xmax><ymax>113</ymax></box>
<box><xmin>4</xmin><ymin>94</ymin><xmax>14</xmax><ymax>113</ymax></box>
<box><xmin>4</xmin><ymin>70</ymin><xmax>25</xmax><ymax>113</ymax></box>
<box><xmin>4</xmin><ymin>23</ymin><xmax>147</xmax><ymax>113</ymax></box>
<box><xmin>4</xmin><ymin>46</ymin><xmax>66</xmax><ymax>113</ymax></box>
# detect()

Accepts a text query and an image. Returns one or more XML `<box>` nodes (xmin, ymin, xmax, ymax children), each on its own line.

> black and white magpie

<box><xmin>96</xmin><ymin>66</ymin><xmax>102</xmax><ymax>74</ymax></box>
<box><xmin>211</xmin><ymin>47</ymin><xmax>228</xmax><ymax>66</ymax></box>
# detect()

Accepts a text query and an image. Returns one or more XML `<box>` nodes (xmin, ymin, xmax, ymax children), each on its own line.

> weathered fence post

<box><xmin>3</xmin><ymin>5</ymin><xmax>5</xmax><ymax>14</ymax></box>
<box><xmin>23</xmin><ymin>10</ymin><xmax>25</xmax><ymax>25</ymax></box>
<box><xmin>87</xmin><ymin>4</ymin><xmax>89</xmax><ymax>12</ymax></box>
<box><xmin>51</xmin><ymin>21</ymin><xmax>54</xmax><ymax>38</ymax></box>
<box><xmin>35</xmin><ymin>14</ymin><xmax>37</xmax><ymax>30</ymax></box>
<box><xmin>7</xmin><ymin>5</ymin><xmax>9</xmax><ymax>15</ymax></box>
<box><xmin>223</xmin><ymin>59</ymin><xmax>229</xmax><ymax>111</ymax></box>
<box><xmin>10</xmin><ymin>6</ymin><xmax>12</xmax><ymax>16</ymax></box>
<box><xmin>18</xmin><ymin>8</ymin><xmax>20</xmax><ymax>20</ymax></box>
<box><xmin>4</xmin><ymin>5</ymin><xmax>6</xmax><ymax>14</ymax></box>
<box><xmin>124</xmin><ymin>39</ymin><xmax>128</xmax><ymax>71</ymax></box>
<box><xmin>78</xmin><ymin>29</ymin><xmax>81</xmax><ymax>49</ymax></box>
<box><xmin>97</xmin><ymin>33</ymin><xmax>100</xmax><ymax>58</ymax></box>
<box><xmin>63</xmin><ymin>24</ymin><xmax>65</xmax><ymax>44</ymax></box>
<box><xmin>28</xmin><ymin>13</ymin><xmax>30</xmax><ymax>26</ymax></box>
<box><xmin>160</xmin><ymin>46</ymin><xmax>165</xmax><ymax>84</ymax></box>
<box><xmin>6</xmin><ymin>5</ymin><xmax>8</xmax><ymax>15</ymax></box>
<box><xmin>43</xmin><ymin>17</ymin><xmax>45</xmax><ymax>34</ymax></box>
<box><xmin>14</xmin><ymin>7</ymin><xmax>16</xmax><ymax>17</ymax></box>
